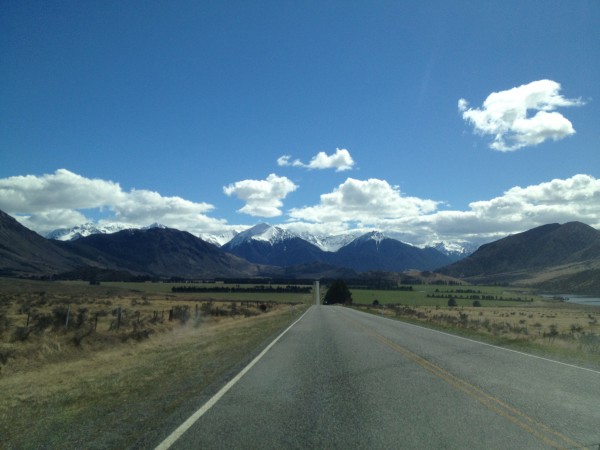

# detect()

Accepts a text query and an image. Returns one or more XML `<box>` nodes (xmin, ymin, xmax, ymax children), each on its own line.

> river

<box><xmin>542</xmin><ymin>294</ymin><xmax>600</xmax><ymax>306</ymax></box>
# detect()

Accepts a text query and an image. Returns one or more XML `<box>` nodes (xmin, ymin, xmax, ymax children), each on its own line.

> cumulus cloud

<box><xmin>288</xmin><ymin>174</ymin><xmax>600</xmax><ymax>246</ymax></box>
<box><xmin>0</xmin><ymin>169</ymin><xmax>226</xmax><ymax>234</ymax></box>
<box><xmin>459</xmin><ymin>80</ymin><xmax>584</xmax><ymax>151</ymax></box>
<box><xmin>289</xmin><ymin>178</ymin><xmax>439</xmax><ymax>224</ymax></box>
<box><xmin>223</xmin><ymin>173</ymin><xmax>298</xmax><ymax>217</ymax></box>
<box><xmin>277</xmin><ymin>148</ymin><xmax>355</xmax><ymax>171</ymax></box>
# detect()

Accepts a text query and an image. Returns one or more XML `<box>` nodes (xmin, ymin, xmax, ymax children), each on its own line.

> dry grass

<box><xmin>0</xmin><ymin>277</ymin><xmax>309</xmax><ymax>448</ymax></box>
<box><xmin>357</xmin><ymin>302</ymin><xmax>600</xmax><ymax>366</ymax></box>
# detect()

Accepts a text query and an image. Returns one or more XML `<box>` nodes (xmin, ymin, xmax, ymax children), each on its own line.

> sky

<box><xmin>1</xmin><ymin>1</ymin><xmax>599</xmax><ymax>246</ymax></box>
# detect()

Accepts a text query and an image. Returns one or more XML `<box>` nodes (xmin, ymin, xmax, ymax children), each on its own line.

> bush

<box><xmin>324</xmin><ymin>280</ymin><xmax>352</xmax><ymax>305</ymax></box>
<box><xmin>580</xmin><ymin>333</ymin><xmax>600</xmax><ymax>354</ymax></box>
<box><xmin>0</xmin><ymin>313</ymin><xmax>10</xmax><ymax>337</ymax></box>
<box><xmin>447</xmin><ymin>298</ymin><xmax>457</xmax><ymax>307</ymax></box>
<box><xmin>473</xmin><ymin>300</ymin><xmax>481</xmax><ymax>307</ymax></box>
<box><xmin>52</xmin><ymin>306</ymin><xmax>70</xmax><ymax>329</ymax></box>
<box><xmin>172</xmin><ymin>305</ymin><xmax>190</xmax><ymax>324</ymax></box>
<box><xmin>11</xmin><ymin>326</ymin><xmax>31</xmax><ymax>342</ymax></box>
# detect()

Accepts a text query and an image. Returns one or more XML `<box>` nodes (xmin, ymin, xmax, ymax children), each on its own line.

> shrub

<box><xmin>580</xmin><ymin>333</ymin><xmax>600</xmax><ymax>354</ymax></box>
<box><xmin>323</xmin><ymin>280</ymin><xmax>352</xmax><ymax>305</ymax></box>
<box><xmin>0</xmin><ymin>313</ymin><xmax>10</xmax><ymax>337</ymax></box>
<box><xmin>447</xmin><ymin>298</ymin><xmax>457</xmax><ymax>307</ymax></box>
<box><xmin>473</xmin><ymin>300</ymin><xmax>481</xmax><ymax>307</ymax></box>
<box><xmin>172</xmin><ymin>305</ymin><xmax>190</xmax><ymax>324</ymax></box>
<box><xmin>11</xmin><ymin>326</ymin><xmax>31</xmax><ymax>342</ymax></box>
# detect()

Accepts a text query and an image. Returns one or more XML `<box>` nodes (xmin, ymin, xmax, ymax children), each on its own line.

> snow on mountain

<box><xmin>225</xmin><ymin>223</ymin><xmax>297</xmax><ymax>248</ymax></box>
<box><xmin>428</xmin><ymin>241</ymin><xmax>478</xmax><ymax>257</ymax></box>
<box><xmin>45</xmin><ymin>223</ymin><xmax>134</xmax><ymax>241</ymax></box>
<box><xmin>355</xmin><ymin>231</ymin><xmax>387</xmax><ymax>245</ymax></box>
<box><xmin>142</xmin><ymin>223</ymin><xmax>168</xmax><ymax>230</ymax></box>
<box><xmin>200</xmin><ymin>230</ymin><xmax>240</xmax><ymax>247</ymax></box>
<box><xmin>297</xmin><ymin>231</ymin><xmax>362</xmax><ymax>252</ymax></box>
<box><xmin>218</xmin><ymin>224</ymin><xmax>361</xmax><ymax>252</ymax></box>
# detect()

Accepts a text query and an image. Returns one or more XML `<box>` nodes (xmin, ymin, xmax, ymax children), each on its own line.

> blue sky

<box><xmin>1</xmin><ymin>1</ymin><xmax>599</xmax><ymax>245</ymax></box>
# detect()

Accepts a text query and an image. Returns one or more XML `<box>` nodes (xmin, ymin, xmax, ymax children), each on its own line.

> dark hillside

<box><xmin>331</xmin><ymin>234</ymin><xmax>453</xmax><ymax>272</ymax></box>
<box><xmin>438</xmin><ymin>222</ymin><xmax>600</xmax><ymax>284</ymax></box>
<box><xmin>223</xmin><ymin>237</ymin><xmax>325</xmax><ymax>266</ymax></box>
<box><xmin>0</xmin><ymin>210</ymin><xmax>83</xmax><ymax>276</ymax></box>
<box><xmin>71</xmin><ymin>227</ymin><xmax>265</xmax><ymax>278</ymax></box>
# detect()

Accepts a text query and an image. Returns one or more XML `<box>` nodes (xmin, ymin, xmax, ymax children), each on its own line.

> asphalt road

<box><xmin>160</xmin><ymin>305</ymin><xmax>600</xmax><ymax>449</ymax></box>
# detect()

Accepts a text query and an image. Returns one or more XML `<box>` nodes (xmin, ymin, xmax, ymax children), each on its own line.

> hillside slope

<box><xmin>438</xmin><ymin>222</ymin><xmax>600</xmax><ymax>293</ymax></box>
<box><xmin>0</xmin><ymin>210</ymin><xmax>86</xmax><ymax>276</ymax></box>
<box><xmin>69</xmin><ymin>227</ymin><xmax>267</xmax><ymax>279</ymax></box>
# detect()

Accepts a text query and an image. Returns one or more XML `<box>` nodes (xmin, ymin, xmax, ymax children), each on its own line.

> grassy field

<box><xmin>350</xmin><ymin>285</ymin><xmax>540</xmax><ymax>307</ymax></box>
<box><xmin>0</xmin><ymin>277</ymin><xmax>309</xmax><ymax>448</ymax></box>
<box><xmin>2</xmin><ymin>277</ymin><xmax>599</xmax><ymax>446</ymax></box>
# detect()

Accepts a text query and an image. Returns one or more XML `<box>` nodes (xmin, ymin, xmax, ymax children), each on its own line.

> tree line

<box><xmin>171</xmin><ymin>285</ymin><xmax>311</xmax><ymax>294</ymax></box>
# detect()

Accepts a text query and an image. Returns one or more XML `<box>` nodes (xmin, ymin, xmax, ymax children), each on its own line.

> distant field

<box><xmin>57</xmin><ymin>280</ymin><xmax>314</xmax><ymax>303</ymax></box>
<box><xmin>350</xmin><ymin>285</ymin><xmax>540</xmax><ymax>307</ymax></box>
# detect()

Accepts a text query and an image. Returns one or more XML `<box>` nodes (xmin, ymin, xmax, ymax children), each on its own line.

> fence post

<box><xmin>117</xmin><ymin>307</ymin><xmax>122</xmax><ymax>330</ymax></box>
<box><xmin>65</xmin><ymin>305</ymin><xmax>71</xmax><ymax>330</ymax></box>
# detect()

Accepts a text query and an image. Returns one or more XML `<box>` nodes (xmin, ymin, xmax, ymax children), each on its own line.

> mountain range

<box><xmin>0</xmin><ymin>210</ymin><xmax>265</xmax><ymax>279</ymax></box>
<box><xmin>46</xmin><ymin>221</ymin><xmax>477</xmax><ymax>257</ymax></box>
<box><xmin>2</xmin><ymin>209</ymin><xmax>599</xmax><ymax>294</ymax></box>
<box><xmin>42</xmin><ymin>221</ymin><xmax>473</xmax><ymax>273</ymax></box>
<box><xmin>219</xmin><ymin>224</ymin><xmax>464</xmax><ymax>271</ymax></box>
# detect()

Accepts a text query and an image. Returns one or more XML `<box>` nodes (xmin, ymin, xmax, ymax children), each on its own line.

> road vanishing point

<box><xmin>156</xmin><ymin>305</ymin><xmax>600</xmax><ymax>449</ymax></box>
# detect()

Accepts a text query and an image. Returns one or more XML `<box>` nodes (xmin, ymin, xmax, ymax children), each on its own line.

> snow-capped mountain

<box><xmin>352</xmin><ymin>231</ymin><xmax>388</xmax><ymax>246</ymax></box>
<box><xmin>200</xmin><ymin>230</ymin><xmax>240</xmax><ymax>247</ymax></box>
<box><xmin>46</xmin><ymin>221</ymin><xmax>476</xmax><ymax>270</ymax></box>
<box><xmin>221</xmin><ymin>224</ymin><xmax>324</xmax><ymax>266</ymax></box>
<box><xmin>298</xmin><ymin>231</ymin><xmax>363</xmax><ymax>252</ymax></box>
<box><xmin>428</xmin><ymin>241</ymin><xmax>479</xmax><ymax>259</ymax></box>
<box><xmin>225</xmin><ymin>223</ymin><xmax>297</xmax><ymax>249</ymax></box>
<box><xmin>46</xmin><ymin>222</ymin><xmax>168</xmax><ymax>241</ymax></box>
<box><xmin>46</xmin><ymin>223</ymin><xmax>134</xmax><ymax>241</ymax></box>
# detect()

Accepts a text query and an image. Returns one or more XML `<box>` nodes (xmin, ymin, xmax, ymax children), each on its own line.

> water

<box><xmin>543</xmin><ymin>294</ymin><xmax>600</xmax><ymax>306</ymax></box>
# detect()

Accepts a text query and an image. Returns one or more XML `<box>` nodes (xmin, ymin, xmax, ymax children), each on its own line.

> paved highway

<box><xmin>158</xmin><ymin>305</ymin><xmax>600</xmax><ymax>449</ymax></box>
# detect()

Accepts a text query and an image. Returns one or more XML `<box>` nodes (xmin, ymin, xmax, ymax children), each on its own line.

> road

<box><xmin>158</xmin><ymin>305</ymin><xmax>600</xmax><ymax>449</ymax></box>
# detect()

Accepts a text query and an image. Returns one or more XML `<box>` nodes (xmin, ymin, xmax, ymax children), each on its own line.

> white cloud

<box><xmin>288</xmin><ymin>174</ymin><xmax>600</xmax><ymax>246</ymax></box>
<box><xmin>289</xmin><ymin>178</ymin><xmax>439</xmax><ymax>223</ymax></box>
<box><xmin>459</xmin><ymin>79</ymin><xmax>584</xmax><ymax>151</ymax></box>
<box><xmin>277</xmin><ymin>148</ymin><xmax>355</xmax><ymax>171</ymax></box>
<box><xmin>0</xmin><ymin>169</ymin><xmax>226</xmax><ymax>235</ymax></box>
<box><xmin>223</xmin><ymin>173</ymin><xmax>298</xmax><ymax>218</ymax></box>
<box><xmin>0</xmin><ymin>169</ymin><xmax>124</xmax><ymax>212</ymax></box>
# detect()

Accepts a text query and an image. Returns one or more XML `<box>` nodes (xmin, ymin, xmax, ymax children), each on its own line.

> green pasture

<box><xmin>350</xmin><ymin>285</ymin><xmax>540</xmax><ymax>307</ymax></box>
<box><xmin>54</xmin><ymin>280</ymin><xmax>541</xmax><ymax>307</ymax></box>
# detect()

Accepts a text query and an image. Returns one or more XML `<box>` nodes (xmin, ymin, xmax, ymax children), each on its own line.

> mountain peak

<box><xmin>45</xmin><ymin>222</ymin><xmax>133</xmax><ymax>241</ymax></box>
<box><xmin>226</xmin><ymin>223</ymin><xmax>296</xmax><ymax>248</ymax></box>
<box><xmin>354</xmin><ymin>231</ymin><xmax>388</xmax><ymax>246</ymax></box>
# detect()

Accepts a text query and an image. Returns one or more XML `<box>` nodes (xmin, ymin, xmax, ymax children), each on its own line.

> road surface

<box><xmin>158</xmin><ymin>305</ymin><xmax>600</xmax><ymax>449</ymax></box>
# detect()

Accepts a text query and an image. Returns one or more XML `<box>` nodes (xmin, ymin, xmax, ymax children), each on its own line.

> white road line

<box><xmin>342</xmin><ymin>306</ymin><xmax>600</xmax><ymax>376</ymax></box>
<box><xmin>154</xmin><ymin>307</ymin><xmax>312</xmax><ymax>450</ymax></box>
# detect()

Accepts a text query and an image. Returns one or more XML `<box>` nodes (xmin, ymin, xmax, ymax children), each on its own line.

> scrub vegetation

<box><xmin>354</xmin><ymin>293</ymin><xmax>600</xmax><ymax>367</ymax></box>
<box><xmin>0</xmin><ymin>277</ymin><xmax>309</xmax><ymax>448</ymax></box>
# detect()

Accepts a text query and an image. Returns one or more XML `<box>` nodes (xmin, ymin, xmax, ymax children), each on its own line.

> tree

<box><xmin>447</xmin><ymin>297</ymin><xmax>457</xmax><ymax>307</ymax></box>
<box><xmin>323</xmin><ymin>279</ymin><xmax>352</xmax><ymax>305</ymax></box>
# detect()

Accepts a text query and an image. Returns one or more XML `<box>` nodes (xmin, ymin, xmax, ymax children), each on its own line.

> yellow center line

<box><xmin>342</xmin><ymin>312</ymin><xmax>582</xmax><ymax>449</ymax></box>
